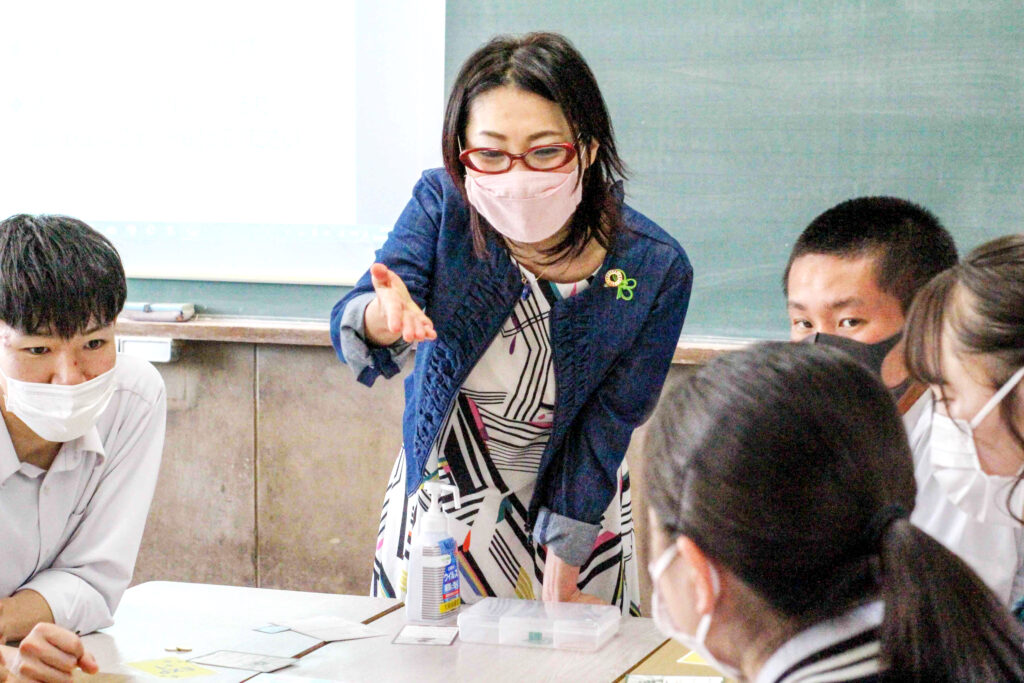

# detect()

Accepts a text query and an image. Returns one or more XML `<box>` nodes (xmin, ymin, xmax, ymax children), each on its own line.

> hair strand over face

<box><xmin>906</xmin><ymin>234</ymin><xmax>1024</xmax><ymax>522</ymax></box>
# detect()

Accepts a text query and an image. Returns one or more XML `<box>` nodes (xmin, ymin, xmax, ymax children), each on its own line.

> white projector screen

<box><xmin>0</xmin><ymin>1</ymin><xmax>445</xmax><ymax>285</ymax></box>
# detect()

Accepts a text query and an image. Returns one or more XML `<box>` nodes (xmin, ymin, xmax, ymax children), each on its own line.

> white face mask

<box><xmin>930</xmin><ymin>365</ymin><xmax>1024</xmax><ymax>526</ymax></box>
<box><xmin>1</xmin><ymin>363</ymin><xmax>117</xmax><ymax>442</ymax></box>
<box><xmin>649</xmin><ymin>544</ymin><xmax>742</xmax><ymax>680</ymax></box>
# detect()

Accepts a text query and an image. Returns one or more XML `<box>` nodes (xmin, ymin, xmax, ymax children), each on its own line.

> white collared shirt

<box><xmin>904</xmin><ymin>392</ymin><xmax>1024</xmax><ymax>604</ymax></box>
<box><xmin>0</xmin><ymin>354</ymin><xmax>165</xmax><ymax>634</ymax></box>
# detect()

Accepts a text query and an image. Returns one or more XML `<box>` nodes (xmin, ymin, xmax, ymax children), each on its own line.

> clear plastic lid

<box><xmin>457</xmin><ymin>597</ymin><xmax>620</xmax><ymax>651</ymax></box>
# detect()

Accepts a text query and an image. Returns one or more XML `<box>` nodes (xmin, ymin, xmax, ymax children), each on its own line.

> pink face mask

<box><xmin>463</xmin><ymin>166</ymin><xmax>583</xmax><ymax>244</ymax></box>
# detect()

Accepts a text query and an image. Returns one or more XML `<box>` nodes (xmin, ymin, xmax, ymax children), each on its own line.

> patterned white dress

<box><xmin>371</xmin><ymin>263</ymin><xmax>640</xmax><ymax>615</ymax></box>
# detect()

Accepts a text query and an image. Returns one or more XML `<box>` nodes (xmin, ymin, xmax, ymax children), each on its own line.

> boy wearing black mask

<box><xmin>784</xmin><ymin>196</ymin><xmax>957</xmax><ymax>412</ymax></box>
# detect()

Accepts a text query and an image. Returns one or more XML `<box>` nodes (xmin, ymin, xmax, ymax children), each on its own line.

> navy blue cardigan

<box><xmin>331</xmin><ymin>169</ymin><xmax>692</xmax><ymax>562</ymax></box>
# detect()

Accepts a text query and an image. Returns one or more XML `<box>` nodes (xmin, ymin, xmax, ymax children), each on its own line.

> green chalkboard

<box><xmin>446</xmin><ymin>0</ymin><xmax>1024</xmax><ymax>339</ymax></box>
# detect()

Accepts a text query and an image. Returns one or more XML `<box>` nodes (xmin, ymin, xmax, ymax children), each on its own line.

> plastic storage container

<box><xmin>457</xmin><ymin>597</ymin><xmax>620</xmax><ymax>651</ymax></box>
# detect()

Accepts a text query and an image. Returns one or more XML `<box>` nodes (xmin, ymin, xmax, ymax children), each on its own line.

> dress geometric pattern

<box><xmin>371</xmin><ymin>264</ymin><xmax>641</xmax><ymax>616</ymax></box>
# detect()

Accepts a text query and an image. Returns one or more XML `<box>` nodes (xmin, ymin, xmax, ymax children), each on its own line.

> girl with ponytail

<box><xmin>646</xmin><ymin>342</ymin><xmax>1024</xmax><ymax>681</ymax></box>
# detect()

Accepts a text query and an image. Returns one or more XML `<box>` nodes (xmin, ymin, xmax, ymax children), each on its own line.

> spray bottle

<box><xmin>406</xmin><ymin>481</ymin><xmax>462</xmax><ymax>623</ymax></box>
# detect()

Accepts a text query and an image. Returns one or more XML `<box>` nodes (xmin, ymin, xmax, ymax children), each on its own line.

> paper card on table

<box><xmin>278</xmin><ymin>616</ymin><xmax>384</xmax><ymax>642</ymax></box>
<box><xmin>254</xmin><ymin>624</ymin><xmax>291</xmax><ymax>634</ymax></box>
<box><xmin>220</xmin><ymin>628</ymin><xmax>319</xmax><ymax>659</ymax></box>
<box><xmin>189</xmin><ymin>651</ymin><xmax>296</xmax><ymax>673</ymax></box>
<box><xmin>625</xmin><ymin>676</ymin><xmax>723</xmax><ymax>683</ymax></box>
<box><xmin>678</xmin><ymin>650</ymin><xmax>711</xmax><ymax>665</ymax></box>
<box><xmin>127</xmin><ymin>657</ymin><xmax>215</xmax><ymax>679</ymax></box>
<box><xmin>72</xmin><ymin>672</ymin><xmax>132</xmax><ymax>683</ymax></box>
<box><xmin>392</xmin><ymin>624</ymin><xmax>459</xmax><ymax>646</ymax></box>
<box><xmin>248</xmin><ymin>675</ymin><xmax>340</xmax><ymax>683</ymax></box>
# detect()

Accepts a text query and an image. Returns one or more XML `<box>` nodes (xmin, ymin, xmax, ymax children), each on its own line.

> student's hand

<box><xmin>364</xmin><ymin>263</ymin><xmax>436</xmax><ymax>346</ymax></box>
<box><xmin>8</xmin><ymin>624</ymin><xmax>98</xmax><ymax>683</ymax></box>
<box><xmin>542</xmin><ymin>552</ymin><xmax>606</xmax><ymax>605</ymax></box>
<box><xmin>0</xmin><ymin>604</ymin><xmax>8</xmax><ymax>683</ymax></box>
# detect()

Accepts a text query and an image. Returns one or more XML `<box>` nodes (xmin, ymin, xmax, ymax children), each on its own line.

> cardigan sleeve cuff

<box><xmin>533</xmin><ymin>506</ymin><xmax>601</xmax><ymax>567</ymax></box>
<box><xmin>338</xmin><ymin>292</ymin><xmax>413</xmax><ymax>385</ymax></box>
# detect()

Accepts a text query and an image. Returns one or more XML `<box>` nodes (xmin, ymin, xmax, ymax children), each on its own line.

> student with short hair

<box><xmin>905</xmin><ymin>234</ymin><xmax>1024</xmax><ymax>607</ymax></box>
<box><xmin>0</xmin><ymin>215</ymin><xmax>165</xmax><ymax>671</ymax></box>
<box><xmin>646</xmin><ymin>343</ymin><xmax>1024</xmax><ymax>682</ymax></box>
<box><xmin>782</xmin><ymin>200</ymin><xmax>1024</xmax><ymax>602</ymax></box>
<box><xmin>784</xmin><ymin>196</ymin><xmax>957</xmax><ymax>409</ymax></box>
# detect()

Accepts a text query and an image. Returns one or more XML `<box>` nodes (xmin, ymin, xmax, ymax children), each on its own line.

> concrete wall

<box><xmin>133</xmin><ymin>341</ymin><xmax>696</xmax><ymax>615</ymax></box>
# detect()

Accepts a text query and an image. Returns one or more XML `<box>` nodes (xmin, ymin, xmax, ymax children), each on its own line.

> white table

<box><xmin>83</xmin><ymin>582</ymin><xmax>666</xmax><ymax>683</ymax></box>
<box><xmin>290</xmin><ymin>604</ymin><xmax>666</xmax><ymax>683</ymax></box>
<box><xmin>83</xmin><ymin>582</ymin><xmax>400</xmax><ymax>683</ymax></box>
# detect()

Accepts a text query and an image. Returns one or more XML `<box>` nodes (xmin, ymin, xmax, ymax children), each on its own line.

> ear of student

<box><xmin>676</xmin><ymin>536</ymin><xmax>717</xmax><ymax>614</ymax></box>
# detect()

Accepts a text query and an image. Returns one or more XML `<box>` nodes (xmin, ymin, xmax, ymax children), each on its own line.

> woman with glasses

<box><xmin>646</xmin><ymin>343</ymin><xmax>1024</xmax><ymax>681</ymax></box>
<box><xmin>331</xmin><ymin>32</ymin><xmax>692</xmax><ymax>612</ymax></box>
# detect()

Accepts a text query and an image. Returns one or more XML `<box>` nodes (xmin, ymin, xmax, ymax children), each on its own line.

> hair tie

<box><xmin>864</xmin><ymin>503</ymin><xmax>909</xmax><ymax>549</ymax></box>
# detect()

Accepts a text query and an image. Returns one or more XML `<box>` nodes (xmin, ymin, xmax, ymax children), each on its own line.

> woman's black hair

<box><xmin>441</xmin><ymin>32</ymin><xmax>627</xmax><ymax>262</ymax></box>
<box><xmin>905</xmin><ymin>234</ymin><xmax>1024</xmax><ymax>522</ymax></box>
<box><xmin>648</xmin><ymin>342</ymin><xmax>1024</xmax><ymax>681</ymax></box>
<box><xmin>0</xmin><ymin>214</ymin><xmax>126</xmax><ymax>337</ymax></box>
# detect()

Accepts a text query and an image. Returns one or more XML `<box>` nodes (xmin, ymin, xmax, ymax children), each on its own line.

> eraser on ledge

<box><xmin>121</xmin><ymin>302</ymin><xmax>196</xmax><ymax>322</ymax></box>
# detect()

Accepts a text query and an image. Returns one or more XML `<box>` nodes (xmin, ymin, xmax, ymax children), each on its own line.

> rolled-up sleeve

<box><xmin>534</xmin><ymin>507</ymin><xmax>603</xmax><ymax>567</ymax></box>
<box><xmin>330</xmin><ymin>171</ymin><xmax>442</xmax><ymax>387</ymax></box>
<box><xmin>19</xmin><ymin>569</ymin><xmax>111</xmax><ymax>634</ymax></box>
<box><xmin>336</xmin><ymin>292</ymin><xmax>413</xmax><ymax>385</ymax></box>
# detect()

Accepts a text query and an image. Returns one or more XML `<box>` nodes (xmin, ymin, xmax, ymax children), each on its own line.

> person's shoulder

<box><xmin>419</xmin><ymin>167</ymin><xmax>452</xmax><ymax>188</ymax></box>
<box><xmin>414</xmin><ymin>168</ymin><xmax>461</xmax><ymax>202</ymax></box>
<box><xmin>112</xmin><ymin>354</ymin><xmax>166</xmax><ymax>407</ymax></box>
<box><xmin>618</xmin><ymin>200</ymin><xmax>692</xmax><ymax>277</ymax></box>
<box><xmin>620</xmin><ymin>203</ymin><xmax>685</xmax><ymax>252</ymax></box>
<box><xmin>406</xmin><ymin>168</ymin><xmax>470</xmax><ymax>226</ymax></box>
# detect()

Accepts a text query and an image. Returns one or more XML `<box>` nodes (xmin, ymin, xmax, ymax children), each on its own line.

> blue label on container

<box><xmin>439</xmin><ymin>537</ymin><xmax>460</xmax><ymax>613</ymax></box>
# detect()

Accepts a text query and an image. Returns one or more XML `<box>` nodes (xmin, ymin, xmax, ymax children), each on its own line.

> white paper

<box><xmin>625</xmin><ymin>676</ymin><xmax>723</xmax><ymax>683</ymax></box>
<box><xmin>278</xmin><ymin>616</ymin><xmax>384</xmax><ymax>642</ymax></box>
<box><xmin>392</xmin><ymin>624</ymin><xmax>459</xmax><ymax>646</ymax></box>
<box><xmin>217</xmin><ymin>629</ymin><xmax>320</xmax><ymax>659</ymax></box>
<box><xmin>189</xmin><ymin>650</ymin><xmax>297</xmax><ymax>673</ymax></box>
<box><xmin>248</xmin><ymin>675</ymin><xmax>339</xmax><ymax>683</ymax></box>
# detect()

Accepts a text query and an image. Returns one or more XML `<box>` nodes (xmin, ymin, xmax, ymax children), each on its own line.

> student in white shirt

<box><xmin>783</xmin><ymin>199</ymin><xmax>1024</xmax><ymax>604</ymax></box>
<box><xmin>904</xmin><ymin>234</ymin><xmax>1024</xmax><ymax>611</ymax></box>
<box><xmin>0</xmin><ymin>215</ymin><xmax>166</xmax><ymax>682</ymax></box>
<box><xmin>645</xmin><ymin>342</ymin><xmax>1024</xmax><ymax>682</ymax></box>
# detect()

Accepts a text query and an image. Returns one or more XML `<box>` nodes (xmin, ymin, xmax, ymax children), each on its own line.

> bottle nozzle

<box><xmin>420</xmin><ymin>481</ymin><xmax>461</xmax><ymax>536</ymax></box>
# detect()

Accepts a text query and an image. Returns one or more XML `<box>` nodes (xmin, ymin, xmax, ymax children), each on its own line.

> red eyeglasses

<box><xmin>458</xmin><ymin>142</ymin><xmax>577</xmax><ymax>174</ymax></box>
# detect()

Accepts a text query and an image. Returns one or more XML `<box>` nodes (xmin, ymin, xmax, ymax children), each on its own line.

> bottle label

<box><xmin>438</xmin><ymin>538</ymin><xmax>461</xmax><ymax>615</ymax></box>
<box><xmin>420</xmin><ymin>538</ymin><xmax>461</xmax><ymax>618</ymax></box>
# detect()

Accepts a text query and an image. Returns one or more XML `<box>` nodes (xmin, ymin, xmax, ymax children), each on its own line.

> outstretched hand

<box><xmin>364</xmin><ymin>263</ymin><xmax>436</xmax><ymax>346</ymax></box>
